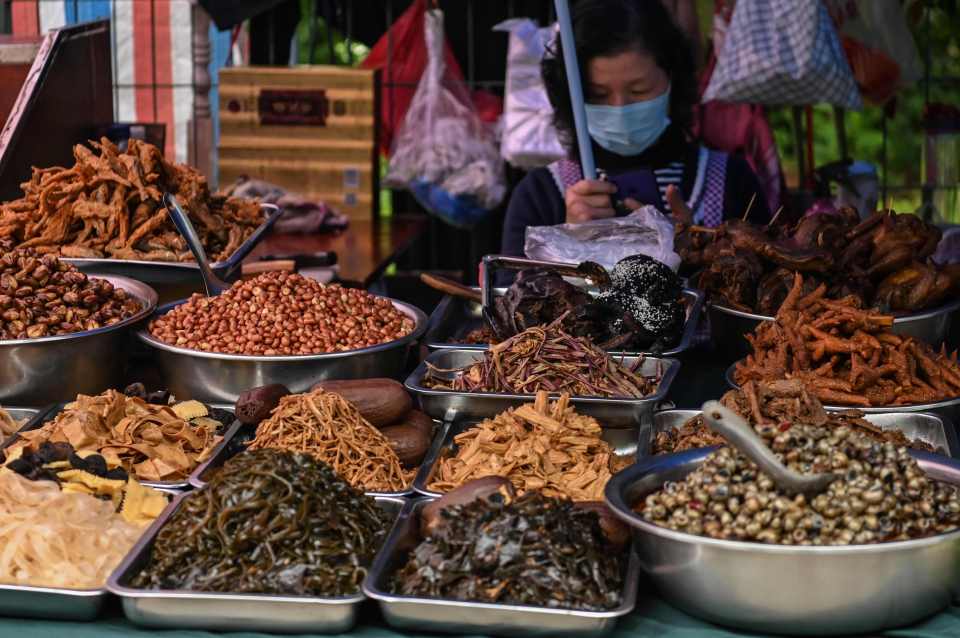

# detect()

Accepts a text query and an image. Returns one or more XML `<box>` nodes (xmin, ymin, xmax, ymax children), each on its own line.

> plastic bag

<box><xmin>386</xmin><ymin>9</ymin><xmax>505</xmax><ymax>228</ymax></box>
<box><xmin>524</xmin><ymin>206</ymin><xmax>681</xmax><ymax>272</ymax></box>
<box><xmin>494</xmin><ymin>19</ymin><xmax>565</xmax><ymax>169</ymax></box>
<box><xmin>824</xmin><ymin>0</ymin><xmax>922</xmax><ymax>105</ymax></box>
<box><xmin>703</xmin><ymin>0</ymin><xmax>862</xmax><ymax>109</ymax></box>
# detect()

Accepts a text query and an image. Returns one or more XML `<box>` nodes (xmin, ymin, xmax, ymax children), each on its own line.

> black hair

<box><xmin>542</xmin><ymin>0</ymin><xmax>698</xmax><ymax>153</ymax></box>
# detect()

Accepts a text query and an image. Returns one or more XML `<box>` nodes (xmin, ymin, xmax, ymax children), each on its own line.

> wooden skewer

<box><xmin>766</xmin><ymin>205</ymin><xmax>785</xmax><ymax>228</ymax></box>
<box><xmin>742</xmin><ymin>193</ymin><xmax>757</xmax><ymax>221</ymax></box>
<box><xmin>420</xmin><ymin>273</ymin><xmax>483</xmax><ymax>302</ymax></box>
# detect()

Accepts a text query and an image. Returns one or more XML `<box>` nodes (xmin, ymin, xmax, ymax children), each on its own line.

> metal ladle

<box><xmin>701</xmin><ymin>401</ymin><xmax>838</xmax><ymax>496</ymax></box>
<box><xmin>163</xmin><ymin>193</ymin><xmax>230</xmax><ymax>296</ymax></box>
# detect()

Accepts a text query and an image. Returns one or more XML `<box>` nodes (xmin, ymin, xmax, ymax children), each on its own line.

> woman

<box><xmin>501</xmin><ymin>0</ymin><xmax>769</xmax><ymax>258</ymax></box>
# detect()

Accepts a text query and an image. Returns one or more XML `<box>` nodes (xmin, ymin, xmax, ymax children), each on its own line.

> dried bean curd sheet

<box><xmin>0</xmin><ymin>471</ymin><xmax>150</xmax><ymax>589</ymax></box>
<box><xmin>0</xmin><ymin>407</ymin><xmax>26</xmax><ymax>436</ymax></box>
<box><xmin>132</xmin><ymin>449</ymin><xmax>389</xmax><ymax>595</ymax></box>
<box><xmin>3</xmin><ymin>390</ymin><xmax>224</xmax><ymax>481</ymax></box>
<box><xmin>425</xmin><ymin>319</ymin><xmax>659</xmax><ymax>398</ymax></box>
<box><xmin>248</xmin><ymin>390</ymin><xmax>413</xmax><ymax>492</ymax></box>
<box><xmin>429</xmin><ymin>392</ymin><xmax>631</xmax><ymax>501</ymax></box>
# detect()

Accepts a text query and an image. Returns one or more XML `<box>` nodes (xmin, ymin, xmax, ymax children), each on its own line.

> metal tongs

<box><xmin>163</xmin><ymin>193</ymin><xmax>230</xmax><ymax>296</ymax></box>
<box><xmin>701</xmin><ymin>401</ymin><xmax>838</xmax><ymax>496</ymax></box>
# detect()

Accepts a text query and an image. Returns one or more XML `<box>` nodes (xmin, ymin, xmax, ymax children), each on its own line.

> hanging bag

<box><xmin>385</xmin><ymin>9</ymin><xmax>505</xmax><ymax>228</ymax></box>
<box><xmin>703</xmin><ymin>0</ymin><xmax>862</xmax><ymax>109</ymax></box>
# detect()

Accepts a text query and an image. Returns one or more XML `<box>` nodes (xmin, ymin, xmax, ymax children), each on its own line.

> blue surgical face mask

<box><xmin>585</xmin><ymin>86</ymin><xmax>671</xmax><ymax>157</ymax></box>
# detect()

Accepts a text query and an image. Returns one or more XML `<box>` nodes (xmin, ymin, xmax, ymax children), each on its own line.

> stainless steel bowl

<box><xmin>709</xmin><ymin>297</ymin><xmax>960</xmax><ymax>360</ymax></box>
<box><xmin>605</xmin><ymin>447</ymin><xmax>960</xmax><ymax>635</ymax></box>
<box><xmin>724</xmin><ymin>362</ymin><xmax>960</xmax><ymax>424</ymax></box>
<box><xmin>0</xmin><ymin>275</ymin><xmax>157</xmax><ymax>406</ymax></box>
<box><xmin>137</xmin><ymin>298</ymin><xmax>428</xmax><ymax>403</ymax></box>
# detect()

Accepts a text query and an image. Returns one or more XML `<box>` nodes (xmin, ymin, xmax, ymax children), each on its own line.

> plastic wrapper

<box><xmin>494</xmin><ymin>19</ymin><xmax>565</xmax><ymax>169</ymax></box>
<box><xmin>524</xmin><ymin>206</ymin><xmax>681</xmax><ymax>272</ymax></box>
<box><xmin>386</xmin><ymin>9</ymin><xmax>505</xmax><ymax>228</ymax></box>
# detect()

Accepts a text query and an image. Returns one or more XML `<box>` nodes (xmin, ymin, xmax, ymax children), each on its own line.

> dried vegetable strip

<box><xmin>429</xmin><ymin>391</ymin><xmax>630</xmax><ymax>500</ymax></box>
<box><xmin>131</xmin><ymin>449</ymin><xmax>389</xmax><ymax>595</ymax></box>
<box><xmin>425</xmin><ymin>317</ymin><xmax>659</xmax><ymax>398</ymax></box>
<box><xmin>247</xmin><ymin>390</ymin><xmax>414</xmax><ymax>492</ymax></box>
<box><xmin>734</xmin><ymin>274</ymin><xmax>960</xmax><ymax>406</ymax></box>
<box><xmin>0</xmin><ymin>138</ymin><xmax>262</xmax><ymax>262</ymax></box>
<box><xmin>3</xmin><ymin>390</ymin><xmax>224</xmax><ymax>481</ymax></box>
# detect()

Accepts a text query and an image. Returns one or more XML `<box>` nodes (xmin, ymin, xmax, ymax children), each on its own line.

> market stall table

<box><xmin>9</xmin><ymin>594</ymin><xmax>960</xmax><ymax>637</ymax></box>
<box><xmin>249</xmin><ymin>215</ymin><xmax>426</xmax><ymax>287</ymax></box>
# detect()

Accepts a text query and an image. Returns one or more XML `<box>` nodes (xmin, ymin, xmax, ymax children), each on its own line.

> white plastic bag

<box><xmin>494</xmin><ymin>19</ymin><xmax>565</xmax><ymax>169</ymax></box>
<box><xmin>703</xmin><ymin>0</ymin><xmax>862</xmax><ymax>109</ymax></box>
<box><xmin>386</xmin><ymin>9</ymin><xmax>505</xmax><ymax>226</ymax></box>
<box><xmin>524</xmin><ymin>206</ymin><xmax>681</xmax><ymax>272</ymax></box>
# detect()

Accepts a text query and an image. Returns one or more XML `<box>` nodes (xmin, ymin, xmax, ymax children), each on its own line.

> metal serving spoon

<box><xmin>701</xmin><ymin>401</ymin><xmax>838</xmax><ymax>496</ymax></box>
<box><xmin>163</xmin><ymin>192</ymin><xmax>230</xmax><ymax>296</ymax></box>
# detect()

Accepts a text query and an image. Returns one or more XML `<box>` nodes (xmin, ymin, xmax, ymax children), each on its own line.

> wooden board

<box><xmin>218</xmin><ymin>65</ymin><xmax>379</xmax><ymax>222</ymax></box>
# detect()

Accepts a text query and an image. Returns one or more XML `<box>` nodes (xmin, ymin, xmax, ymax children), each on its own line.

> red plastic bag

<box><xmin>362</xmin><ymin>0</ymin><xmax>465</xmax><ymax>155</ymax></box>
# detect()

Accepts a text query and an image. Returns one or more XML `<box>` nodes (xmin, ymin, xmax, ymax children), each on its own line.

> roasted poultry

<box><xmin>679</xmin><ymin>210</ymin><xmax>960</xmax><ymax>315</ymax></box>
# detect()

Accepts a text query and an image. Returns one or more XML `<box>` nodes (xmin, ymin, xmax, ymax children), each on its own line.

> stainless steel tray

<box><xmin>138</xmin><ymin>298</ymin><xmax>429</xmax><ymax>404</ymax></box>
<box><xmin>424</xmin><ymin>287</ymin><xmax>703</xmax><ymax>358</ymax></box>
<box><xmin>1</xmin><ymin>404</ymin><xmax>238</xmax><ymax>491</ymax></box>
<box><xmin>412</xmin><ymin>417</ymin><xmax>640</xmax><ymax>498</ymax></box>
<box><xmin>724</xmin><ymin>362</ymin><xmax>960</xmax><ymax>424</ymax></box>
<box><xmin>65</xmin><ymin>203</ymin><xmax>281</xmax><ymax>285</ymax></box>
<box><xmin>709</xmin><ymin>296</ymin><xmax>960</xmax><ymax>361</ymax></box>
<box><xmin>109</xmin><ymin>493</ymin><xmax>406</xmax><ymax>633</ymax></box>
<box><xmin>652</xmin><ymin>409</ymin><xmax>960</xmax><ymax>457</ymax></box>
<box><xmin>0</xmin><ymin>485</ymin><xmax>177</xmax><ymax>621</ymax></box>
<box><xmin>405</xmin><ymin>349</ymin><xmax>679</xmax><ymax>427</ymax></box>
<box><xmin>363</xmin><ymin>498</ymin><xmax>640</xmax><ymax>637</ymax></box>
<box><xmin>187</xmin><ymin>419</ymin><xmax>446</xmax><ymax>498</ymax></box>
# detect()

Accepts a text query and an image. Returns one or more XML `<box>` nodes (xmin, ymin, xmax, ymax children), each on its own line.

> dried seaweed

<box><xmin>392</xmin><ymin>492</ymin><xmax>623</xmax><ymax>610</ymax></box>
<box><xmin>132</xmin><ymin>449</ymin><xmax>389</xmax><ymax>595</ymax></box>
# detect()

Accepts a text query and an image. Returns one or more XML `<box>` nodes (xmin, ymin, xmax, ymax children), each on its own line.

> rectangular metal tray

<box><xmin>0</xmin><ymin>485</ymin><xmax>178</xmax><ymax>621</ymax></box>
<box><xmin>1</xmin><ymin>404</ymin><xmax>239</xmax><ymax>490</ymax></box>
<box><xmin>363</xmin><ymin>498</ymin><xmax>640</xmax><ymax>637</ymax></box>
<box><xmin>412</xmin><ymin>418</ymin><xmax>641</xmax><ymax>499</ymax></box>
<box><xmin>405</xmin><ymin>349</ymin><xmax>679</xmax><ymax>428</ymax></box>
<box><xmin>651</xmin><ymin>409</ymin><xmax>960</xmax><ymax>457</ymax></box>
<box><xmin>424</xmin><ymin>288</ymin><xmax>703</xmax><ymax>358</ymax></box>
<box><xmin>188</xmin><ymin>418</ymin><xmax>450</xmax><ymax>498</ymax></box>
<box><xmin>109</xmin><ymin>493</ymin><xmax>407</xmax><ymax>633</ymax></box>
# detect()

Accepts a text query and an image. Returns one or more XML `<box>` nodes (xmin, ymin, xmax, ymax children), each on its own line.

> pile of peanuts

<box><xmin>148</xmin><ymin>271</ymin><xmax>415</xmax><ymax>356</ymax></box>
<box><xmin>0</xmin><ymin>248</ymin><xmax>141</xmax><ymax>339</ymax></box>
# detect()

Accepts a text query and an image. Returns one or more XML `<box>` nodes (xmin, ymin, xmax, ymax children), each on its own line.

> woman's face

<box><xmin>586</xmin><ymin>48</ymin><xmax>669</xmax><ymax>106</ymax></box>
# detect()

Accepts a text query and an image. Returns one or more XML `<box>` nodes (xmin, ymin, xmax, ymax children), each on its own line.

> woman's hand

<box><xmin>564</xmin><ymin>179</ymin><xmax>617</xmax><ymax>223</ymax></box>
<box><xmin>665</xmin><ymin>184</ymin><xmax>693</xmax><ymax>224</ymax></box>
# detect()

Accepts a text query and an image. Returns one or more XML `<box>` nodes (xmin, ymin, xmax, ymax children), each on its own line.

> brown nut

<box><xmin>420</xmin><ymin>477</ymin><xmax>515</xmax><ymax>538</ymax></box>
<box><xmin>380</xmin><ymin>423</ymin><xmax>430</xmax><ymax>469</ymax></box>
<box><xmin>573</xmin><ymin>501</ymin><xmax>630</xmax><ymax>550</ymax></box>
<box><xmin>235</xmin><ymin>383</ymin><xmax>291</xmax><ymax>424</ymax></box>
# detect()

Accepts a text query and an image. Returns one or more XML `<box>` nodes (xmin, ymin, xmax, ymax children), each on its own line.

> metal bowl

<box><xmin>709</xmin><ymin>297</ymin><xmax>960</xmax><ymax>360</ymax></box>
<box><xmin>137</xmin><ymin>298</ymin><xmax>428</xmax><ymax>403</ymax></box>
<box><xmin>0</xmin><ymin>275</ymin><xmax>157</xmax><ymax>406</ymax></box>
<box><xmin>605</xmin><ymin>447</ymin><xmax>960</xmax><ymax>635</ymax></box>
<box><xmin>724</xmin><ymin>362</ymin><xmax>960</xmax><ymax>423</ymax></box>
